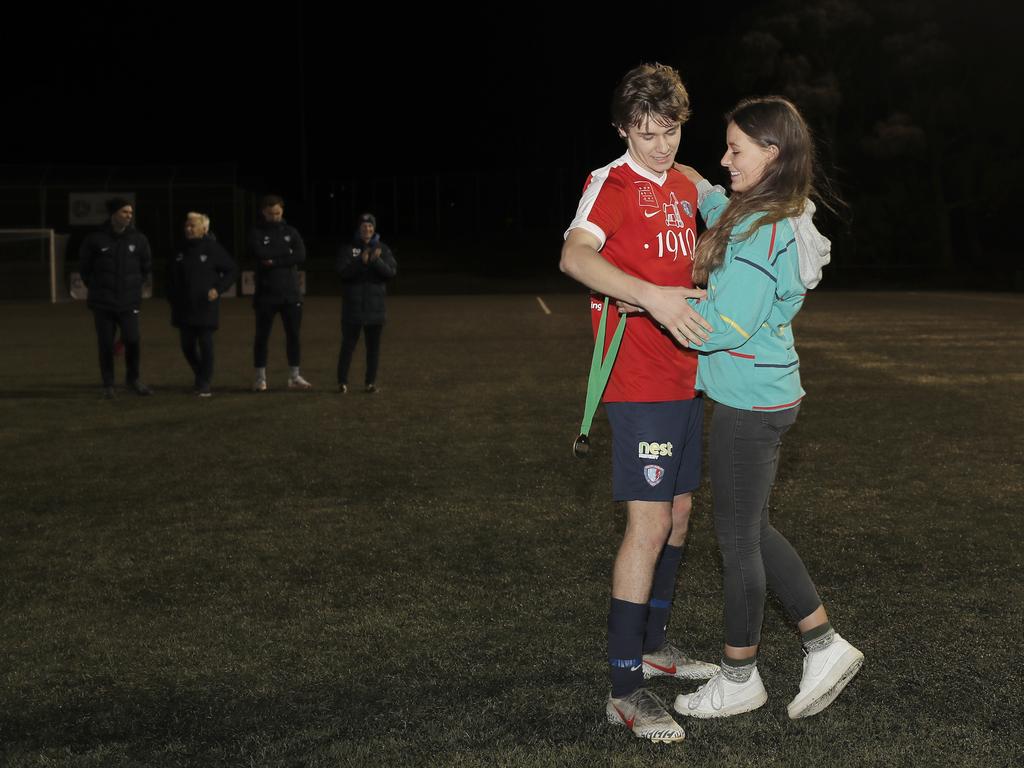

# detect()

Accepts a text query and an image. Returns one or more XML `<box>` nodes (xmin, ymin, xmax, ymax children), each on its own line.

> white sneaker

<box><xmin>643</xmin><ymin>641</ymin><xmax>719</xmax><ymax>681</ymax></box>
<box><xmin>787</xmin><ymin>633</ymin><xmax>863</xmax><ymax>719</ymax></box>
<box><xmin>673</xmin><ymin>668</ymin><xmax>768</xmax><ymax>719</ymax></box>
<box><xmin>252</xmin><ymin>377</ymin><xmax>267</xmax><ymax>392</ymax></box>
<box><xmin>606</xmin><ymin>688</ymin><xmax>685</xmax><ymax>743</ymax></box>
<box><xmin>287</xmin><ymin>375</ymin><xmax>312</xmax><ymax>390</ymax></box>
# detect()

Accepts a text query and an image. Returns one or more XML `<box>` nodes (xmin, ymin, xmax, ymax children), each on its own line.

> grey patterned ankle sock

<box><xmin>720</xmin><ymin>655</ymin><xmax>757</xmax><ymax>683</ymax></box>
<box><xmin>802</xmin><ymin>622</ymin><xmax>835</xmax><ymax>653</ymax></box>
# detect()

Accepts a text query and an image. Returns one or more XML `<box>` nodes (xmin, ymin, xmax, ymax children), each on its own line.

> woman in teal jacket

<box><xmin>671</xmin><ymin>97</ymin><xmax>863</xmax><ymax>721</ymax></box>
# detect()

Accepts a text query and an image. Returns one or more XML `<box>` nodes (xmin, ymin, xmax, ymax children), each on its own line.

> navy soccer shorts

<box><xmin>605</xmin><ymin>398</ymin><xmax>704</xmax><ymax>502</ymax></box>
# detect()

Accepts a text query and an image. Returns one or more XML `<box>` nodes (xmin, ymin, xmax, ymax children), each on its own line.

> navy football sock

<box><xmin>643</xmin><ymin>543</ymin><xmax>683</xmax><ymax>653</ymax></box>
<box><xmin>608</xmin><ymin>597</ymin><xmax>648</xmax><ymax>698</ymax></box>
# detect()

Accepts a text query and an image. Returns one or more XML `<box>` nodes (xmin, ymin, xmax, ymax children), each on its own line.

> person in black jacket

<box><xmin>335</xmin><ymin>213</ymin><xmax>397</xmax><ymax>393</ymax></box>
<box><xmin>78</xmin><ymin>197</ymin><xmax>153</xmax><ymax>398</ymax></box>
<box><xmin>165</xmin><ymin>212</ymin><xmax>237</xmax><ymax>397</ymax></box>
<box><xmin>249</xmin><ymin>194</ymin><xmax>311</xmax><ymax>392</ymax></box>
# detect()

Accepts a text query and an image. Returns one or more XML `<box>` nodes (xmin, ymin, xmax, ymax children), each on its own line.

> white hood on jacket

<box><xmin>788</xmin><ymin>200</ymin><xmax>831</xmax><ymax>290</ymax></box>
<box><xmin>696</xmin><ymin>180</ymin><xmax>831</xmax><ymax>289</ymax></box>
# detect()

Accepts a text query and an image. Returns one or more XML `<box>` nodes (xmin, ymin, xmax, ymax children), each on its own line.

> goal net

<box><xmin>0</xmin><ymin>229</ymin><xmax>69</xmax><ymax>302</ymax></box>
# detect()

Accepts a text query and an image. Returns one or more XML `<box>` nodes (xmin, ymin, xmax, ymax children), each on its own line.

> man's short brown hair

<box><xmin>611</xmin><ymin>63</ymin><xmax>691</xmax><ymax>131</ymax></box>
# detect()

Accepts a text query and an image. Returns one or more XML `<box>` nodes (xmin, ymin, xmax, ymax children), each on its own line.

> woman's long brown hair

<box><xmin>691</xmin><ymin>97</ymin><xmax>815</xmax><ymax>284</ymax></box>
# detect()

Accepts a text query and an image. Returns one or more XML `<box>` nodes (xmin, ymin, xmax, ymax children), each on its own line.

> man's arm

<box><xmin>251</xmin><ymin>228</ymin><xmax>302</xmax><ymax>268</ymax></box>
<box><xmin>78</xmin><ymin>235</ymin><xmax>94</xmax><ymax>286</ymax></box>
<box><xmin>248</xmin><ymin>228</ymin><xmax>269</xmax><ymax>266</ymax></box>
<box><xmin>213</xmin><ymin>245</ymin><xmax>238</xmax><ymax>296</ymax></box>
<box><xmin>559</xmin><ymin>228</ymin><xmax>712</xmax><ymax>347</ymax></box>
<box><xmin>139</xmin><ymin>234</ymin><xmax>153</xmax><ymax>279</ymax></box>
<box><xmin>288</xmin><ymin>228</ymin><xmax>306</xmax><ymax>266</ymax></box>
<box><xmin>369</xmin><ymin>243</ymin><xmax>396</xmax><ymax>279</ymax></box>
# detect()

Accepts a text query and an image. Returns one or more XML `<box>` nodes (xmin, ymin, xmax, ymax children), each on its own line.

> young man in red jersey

<box><xmin>560</xmin><ymin>63</ymin><xmax>715</xmax><ymax>744</ymax></box>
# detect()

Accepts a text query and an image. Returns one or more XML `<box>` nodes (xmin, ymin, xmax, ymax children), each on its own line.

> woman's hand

<box><xmin>673</xmin><ymin>163</ymin><xmax>705</xmax><ymax>184</ymax></box>
<box><xmin>642</xmin><ymin>285</ymin><xmax>711</xmax><ymax>347</ymax></box>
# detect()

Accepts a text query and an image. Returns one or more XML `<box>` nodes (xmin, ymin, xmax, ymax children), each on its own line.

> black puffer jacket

<box><xmin>78</xmin><ymin>223</ymin><xmax>152</xmax><ymax>311</ymax></box>
<box><xmin>165</xmin><ymin>235</ymin><xmax>237</xmax><ymax>329</ymax></box>
<box><xmin>249</xmin><ymin>219</ymin><xmax>305</xmax><ymax>306</ymax></box>
<box><xmin>335</xmin><ymin>234</ymin><xmax>397</xmax><ymax>325</ymax></box>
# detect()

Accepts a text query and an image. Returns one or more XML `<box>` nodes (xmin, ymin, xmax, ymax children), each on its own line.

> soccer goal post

<box><xmin>0</xmin><ymin>229</ymin><xmax>69</xmax><ymax>303</ymax></box>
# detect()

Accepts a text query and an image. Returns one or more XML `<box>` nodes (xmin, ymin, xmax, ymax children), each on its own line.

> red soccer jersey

<box><xmin>566</xmin><ymin>153</ymin><xmax>699</xmax><ymax>403</ymax></box>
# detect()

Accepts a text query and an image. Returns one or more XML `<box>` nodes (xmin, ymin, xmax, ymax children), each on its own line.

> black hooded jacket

<box><xmin>335</xmin><ymin>233</ymin><xmax>397</xmax><ymax>325</ymax></box>
<box><xmin>248</xmin><ymin>219</ymin><xmax>306</xmax><ymax>306</ymax></box>
<box><xmin>78</xmin><ymin>223</ymin><xmax>152</xmax><ymax>311</ymax></box>
<box><xmin>165</xmin><ymin>235</ymin><xmax>237</xmax><ymax>328</ymax></box>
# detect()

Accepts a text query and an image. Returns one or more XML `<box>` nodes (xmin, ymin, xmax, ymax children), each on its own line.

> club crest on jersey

<box><xmin>284</xmin><ymin>235</ymin><xmax>291</xmax><ymax>242</ymax></box>
<box><xmin>200</xmin><ymin>254</ymin><xmax>208</xmax><ymax>262</ymax></box>
<box><xmin>634</xmin><ymin>181</ymin><xmax>658</xmax><ymax>209</ymax></box>
<box><xmin>644</xmin><ymin>465</ymin><xmax>665</xmax><ymax>487</ymax></box>
<box><xmin>128</xmin><ymin>244</ymin><xmax>136</xmax><ymax>253</ymax></box>
<box><xmin>665</xmin><ymin>192</ymin><xmax>691</xmax><ymax>229</ymax></box>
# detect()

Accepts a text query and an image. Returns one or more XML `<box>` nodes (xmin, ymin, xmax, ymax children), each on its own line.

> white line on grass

<box><xmin>536</xmin><ymin>296</ymin><xmax>552</xmax><ymax>315</ymax></box>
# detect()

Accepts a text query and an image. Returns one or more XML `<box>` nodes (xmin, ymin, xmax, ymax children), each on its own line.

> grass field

<box><xmin>1</xmin><ymin>292</ymin><xmax>1022</xmax><ymax>767</ymax></box>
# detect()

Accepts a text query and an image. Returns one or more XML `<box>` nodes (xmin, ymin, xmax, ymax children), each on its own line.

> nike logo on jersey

<box><xmin>643</xmin><ymin>209</ymin><xmax>661</xmax><ymax>218</ymax></box>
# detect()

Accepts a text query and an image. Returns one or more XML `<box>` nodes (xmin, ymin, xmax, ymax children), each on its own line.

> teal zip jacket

<box><xmin>687</xmin><ymin>187</ymin><xmax>810</xmax><ymax>412</ymax></box>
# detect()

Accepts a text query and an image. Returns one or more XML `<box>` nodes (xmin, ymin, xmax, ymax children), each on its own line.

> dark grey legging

<box><xmin>710</xmin><ymin>402</ymin><xmax>822</xmax><ymax>647</ymax></box>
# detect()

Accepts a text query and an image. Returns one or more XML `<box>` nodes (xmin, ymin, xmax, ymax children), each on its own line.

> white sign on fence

<box><xmin>69</xmin><ymin>193</ymin><xmax>137</xmax><ymax>226</ymax></box>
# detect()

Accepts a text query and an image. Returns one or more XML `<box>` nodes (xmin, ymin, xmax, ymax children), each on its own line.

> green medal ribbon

<box><xmin>574</xmin><ymin>297</ymin><xmax>626</xmax><ymax>458</ymax></box>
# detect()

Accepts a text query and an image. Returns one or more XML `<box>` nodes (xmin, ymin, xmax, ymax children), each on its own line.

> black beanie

<box><xmin>104</xmin><ymin>198</ymin><xmax>132</xmax><ymax>217</ymax></box>
<box><xmin>106</xmin><ymin>197</ymin><xmax>133</xmax><ymax>215</ymax></box>
<box><xmin>358</xmin><ymin>213</ymin><xmax>376</xmax><ymax>228</ymax></box>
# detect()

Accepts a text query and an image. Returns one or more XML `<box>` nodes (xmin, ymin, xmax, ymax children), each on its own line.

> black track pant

<box><xmin>253</xmin><ymin>302</ymin><xmax>302</xmax><ymax>368</ymax></box>
<box><xmin>337</xmin><ymin>323</ymin><xmax>383</xmax><ymax>386</ymax></box>
<box><xmin>92</xmin><ymin>308</ymin><xmax>141</xmax><ymax>386</ymax></box>
<box><xmin>178</xmin><ymin>326</ymin><xmax>215</xmax><ymax>387</ymax></box>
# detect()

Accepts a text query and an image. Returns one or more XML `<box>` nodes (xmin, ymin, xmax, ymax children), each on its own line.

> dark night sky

<box><xmin>3</xmin><ymin>1</ymin><xmax>1022</xmax><ymax>285</ymax></box>
<box><xmin>4</xmin><ymin>2</ymin><xmax>1017</xmax><ymax>185</ymax></box>
<box><xmin>2</xmin><ymin>5</ymin><xmax>754</xmax><ymax>189</ymax></box>
<box><xmin>4</xmin><ymin>3</ymin><xmax>1019</xmax><ymax>175</ymax></box>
